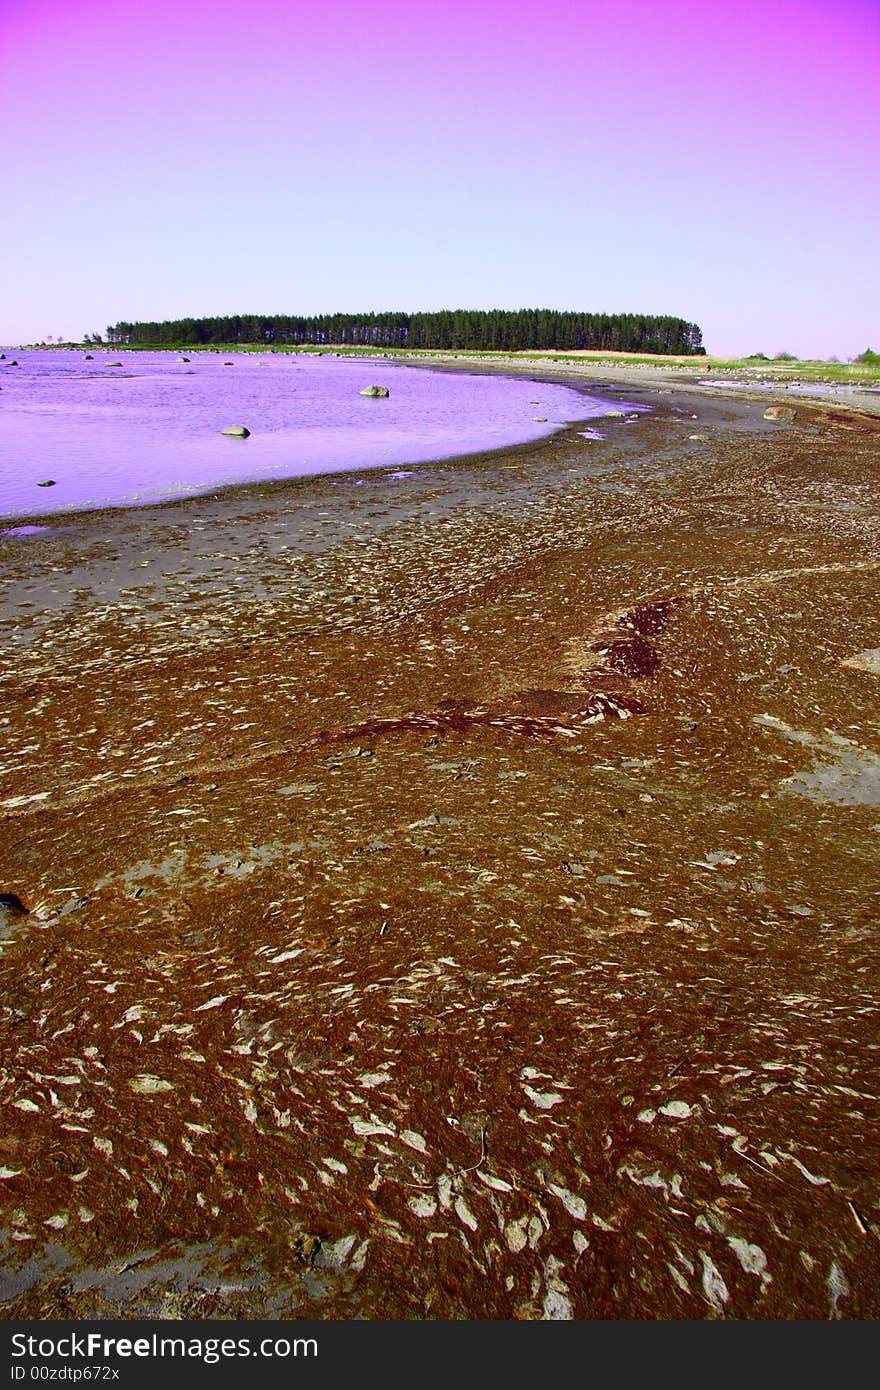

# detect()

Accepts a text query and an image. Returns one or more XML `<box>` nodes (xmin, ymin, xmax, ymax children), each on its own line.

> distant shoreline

<box><xmin>10</xmin><ymin>339</ymin><xmax>880</xmax><ymax>399</ymax></box>
<box><xmin>397</xmin><ymin>349</ymin><xmax>880</xmax><ymax>419</ymax></box>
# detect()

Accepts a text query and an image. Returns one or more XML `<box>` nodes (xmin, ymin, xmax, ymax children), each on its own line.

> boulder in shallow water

<box><xmin>178</xmin><ymin>356</ymin><xmax>190</xmax><ymax>363</ymax></box>
<box><xmin>360</xmin><ymin>384</ymin><xmax>390</xmax><ymax>397</ymax></box>
<box><xmin>764</xmin><ymin>405</ymin><xmax>796</xmax><ymax>422</ymax></box>
<box><xmin>221</xmin><ymin>424</ymin><xmax>251</xmax><ymax>437</ymax></box>
<box><xmin>37</xmin><ymin>479</ymin><xmax>56</xmax><ymax>487</ymax></box>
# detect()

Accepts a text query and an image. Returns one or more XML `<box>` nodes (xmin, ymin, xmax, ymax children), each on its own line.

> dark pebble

<box><xmin>0</xmin><ymin>893</ymin><xmax>29</xmax><ymax>914</ymax></box>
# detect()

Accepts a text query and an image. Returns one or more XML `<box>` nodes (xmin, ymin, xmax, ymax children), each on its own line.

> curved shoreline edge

<box><xmin>3</xmin><ymin>351</ymin><xmax>877</xmax><ymax>532</ymax></box>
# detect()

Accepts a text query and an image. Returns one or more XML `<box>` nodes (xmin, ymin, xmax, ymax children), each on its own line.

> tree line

<box><xmin>103</xmin><ymin>309</ymin><xmax>705</xmax><ymax>355</ymax></box>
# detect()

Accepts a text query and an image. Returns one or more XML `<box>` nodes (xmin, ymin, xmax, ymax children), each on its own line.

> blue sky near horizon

<box><xmin>2</xmin><ymin>0</ymin><xmax>878</xmax><ymax>357</ymax></box>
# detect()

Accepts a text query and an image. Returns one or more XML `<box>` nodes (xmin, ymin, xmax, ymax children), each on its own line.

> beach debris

<box><xmin>408</xmin><ymin>1194</ymin><xmax>437</xmax><ymax>1219</ymax></box>
<box><xmin>129</xmin><ymin>1075</ymin><xmax>174</xmax><ymax>1095</ymax></box>
<box><xmin>522</xmin><ymin>1081</ymin><xmax>564</xmax><ymax>1109</ymax></box>
<box><xmin>827</xmin><ymin>1263</ymin><xmax>850</xmax><ymax>1318</ymax></box>
<box><xmin>400</xmin><ymin>1130</ymin><xmax>428</xmax><ymax>1154</ymax></box>
<box><xmin>359</xmin><ymin>385</ymin><xmax>390</xmax><ymax>397</ymax></box>
<box><xmin>700</xmin><ymin>1253</ymin><xmax>730</xmax><ymax>1312</ymax></box>
<box><xmin>504</xmin><ymin>1217</ymin><xmax>530</xmax><ymax>1254</ymax></box>
<box><xmin>221</xmin><ymin>424</ymin><xmax>251</xmax><ymax>437</ymax></box>
<box><xmin>454</xmin><ymin>1195</ymin><xmax>478</xmax><ymax>1231</ymax></box>
<box><xmin>727</xmin><ymin>1238</ymin><xmax>770</xmax><ymax>1286</ymax></box>
<box><xmin>547</xmin><ymin>1184</ymin><xmax>588</xmax><ymax>1221</ymax></box>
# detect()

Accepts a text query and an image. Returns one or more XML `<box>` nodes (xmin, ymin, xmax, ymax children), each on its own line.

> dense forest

<box><xmin>102</xmin><ymin>310</ymin><xmax>705</xmax><ymax>355</ymax></box>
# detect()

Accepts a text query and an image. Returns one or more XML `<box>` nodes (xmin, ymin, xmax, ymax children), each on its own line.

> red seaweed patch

<box><xmin>310</xmin><ymin>688</ymin><xmax>645</xmax><ymax>751</ymax></box>
<box><xmin>308</xmin><ymin>598</ymin><xmax>680</xmax><ymax>751</ymax></box>
<box><xmin>582</xmin><ymin>594</ymin><xmax>687</xmax><ymax>687</ymax></box>
<box><xmin>621</xmin><ymin>597</ymin><xmax>682</xmax><ymax>636</ymax></box>
<box><xmin>591</xmin><ymin>636</ymin><xmax>660</xmax><ymax>679</ymax></box>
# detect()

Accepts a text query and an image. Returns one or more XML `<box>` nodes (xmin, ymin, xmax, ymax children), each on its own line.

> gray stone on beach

<box><xmin>360</xmin><ymin>385</ymin><xmax>390</xmax><ymax>397</ymax></box>
<box><xmin>841</xmin><ymin>649</ymin><xmax>880</xmax><ymax>676</ymax></box>
<box><xmin>221</xmin><ymin>424</ymin><xmax>251</xmax><ymax>437</ymax></box>
<box><xmin>764</xmin><ymin>405</ymin><xmax>796</xmax><ymax>422</ymax></box>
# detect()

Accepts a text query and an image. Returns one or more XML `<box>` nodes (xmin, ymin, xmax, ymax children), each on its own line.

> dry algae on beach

<box><xmin>1</xmin><ymin>365</ymin><xmax>880</xmax><ymax>1319</ymax></box>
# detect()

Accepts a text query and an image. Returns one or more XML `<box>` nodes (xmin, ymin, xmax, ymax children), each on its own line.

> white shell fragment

<box><xmin>129</xmin><ymin>1075</ymin><xmax>174</xmax><ymax>1094</ymax></box>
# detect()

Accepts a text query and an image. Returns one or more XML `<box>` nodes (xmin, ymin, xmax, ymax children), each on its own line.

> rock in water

<box><xmin>221</xmin><ymin>424</ymin><xmax>251</xmax><ymax>437</ymax></box>
<box><xmin>360</xmin><ymin>385</ymin><xmax>390</xmax><ymax>397</ymax></box>
<box><xmin>178</xmin><ymin>356</ymin><xmax>190</xmax><ymax>363</ymax></box>
<box><xmin>37</xmin><ymin>479</ymin><xmax>56</xmax><ymax>487</ymax></box>
<box><xmin>764</xmin><ymin>405</ymin><xmax>796</xmax><ymax>421</ymax></box>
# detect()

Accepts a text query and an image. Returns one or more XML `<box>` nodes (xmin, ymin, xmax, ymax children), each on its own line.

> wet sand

<box><xmin>1</xmin><ymin>369</ymin><xmax>879</xmax><ymax>1319</ymax></box>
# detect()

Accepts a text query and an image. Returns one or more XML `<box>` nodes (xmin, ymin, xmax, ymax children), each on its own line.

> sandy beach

<box><xmin>1</xmin><ymin>361</ymin><xmax>879</xmax><ymax>1318</ymax></box>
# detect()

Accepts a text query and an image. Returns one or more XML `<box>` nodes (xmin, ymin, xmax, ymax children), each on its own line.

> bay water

<box><xmin>0</xmin><ymin>350</ymin><xmax>625</xmax><ymax>520</ymax></box>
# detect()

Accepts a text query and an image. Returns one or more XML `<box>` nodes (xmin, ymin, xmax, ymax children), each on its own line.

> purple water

<box><xmin>0</xmin><ymin>350</ymin><xmax>629</xmax><ymax>519</ymax></box>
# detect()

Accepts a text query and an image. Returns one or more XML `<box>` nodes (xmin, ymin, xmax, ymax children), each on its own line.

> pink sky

<box><xmin>2</xmin><ymin>0</ymin><xmax>878</xmax><ymax>355</ymax></box>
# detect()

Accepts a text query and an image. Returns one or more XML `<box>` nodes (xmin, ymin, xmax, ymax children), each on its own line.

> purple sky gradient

<box><xmin>3</xmin><ymin>0</ymin><xmax>878</xmax><ymax>356</ymax></box>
